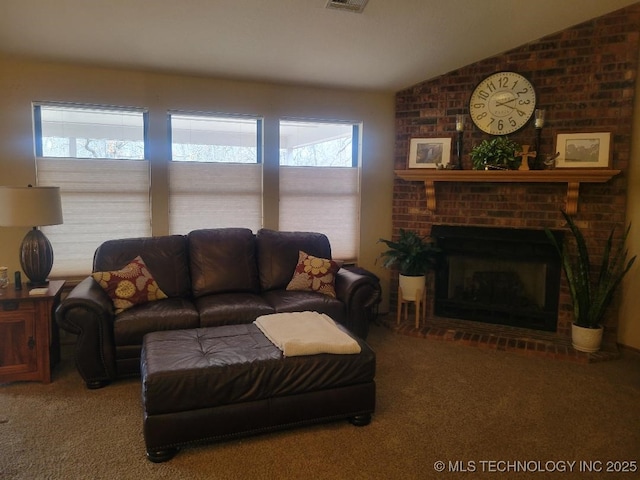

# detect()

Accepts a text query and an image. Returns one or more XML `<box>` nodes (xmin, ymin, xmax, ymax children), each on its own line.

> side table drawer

<box><xmin>1</xmin><ymin>299</ymin><xmax>36</xmax><ymax>313</ymax></box>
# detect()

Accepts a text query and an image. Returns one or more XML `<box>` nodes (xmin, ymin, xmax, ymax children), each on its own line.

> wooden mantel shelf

<box><xmin>394</xmin><ymin>169</ymin><xmax>621</xmax><ymax>215</ymax></box>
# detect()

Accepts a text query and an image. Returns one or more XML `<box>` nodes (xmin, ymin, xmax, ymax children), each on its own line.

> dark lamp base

<box><xmin>20</xmin><ymin>228</ymin><xmax>54</xmax><ymax>287</ymax></box>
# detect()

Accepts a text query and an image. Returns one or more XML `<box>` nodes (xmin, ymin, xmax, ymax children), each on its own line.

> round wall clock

<box><xmin>469</xmin><ymin>71</ymin><xmax>536</xmax><ymax>135</ymax></box>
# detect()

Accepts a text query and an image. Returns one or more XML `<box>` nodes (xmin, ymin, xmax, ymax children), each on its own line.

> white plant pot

<box><xmin>398</xmin><ymin>274</ymin><xmax>425</xmax><ymax>301</ymax></box>
<box><xmin>571</xmin><ymin>323</ymin><xmax>604</xmax><ymax>353</ymax></box>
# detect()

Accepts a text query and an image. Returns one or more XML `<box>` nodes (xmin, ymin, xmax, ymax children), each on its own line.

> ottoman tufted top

<box><xmin>141</xmin><ymin>324</ymin><xmax>375</xmax><ymax>416</ymax></box>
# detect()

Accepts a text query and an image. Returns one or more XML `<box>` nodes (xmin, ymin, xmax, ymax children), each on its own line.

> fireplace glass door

<box><xmin>432</xmin><ymin>225</ymin><xmax>563</xmax><ymax>332</ymax></box>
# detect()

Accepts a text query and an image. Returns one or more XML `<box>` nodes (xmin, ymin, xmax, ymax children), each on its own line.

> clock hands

<box><xmin>495</xmin><ymin>98</ymin><xmax>516</xmax><ymax>107</ymax></box>
<box><xmin>494</xmin><ymin>98</ymin><xmax>527</xmax><ymax>116</ymax></box>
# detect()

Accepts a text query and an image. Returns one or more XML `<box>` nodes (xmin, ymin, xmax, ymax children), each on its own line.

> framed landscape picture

<box><xmin>408</xmin><ymin>137</ymin><xmax>452</xmax><ymax>168</ymax></box>
<box><xmin>555</xmin><ymin>132</ymin><xmax>611</xmax><ymax>168</ymax></box>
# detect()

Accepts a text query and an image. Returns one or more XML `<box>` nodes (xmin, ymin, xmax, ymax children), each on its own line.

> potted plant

<box><xmin>545</xmin><ymin>211</ymin><xmax>636</xmax><ymax>352</ymax></box>
<box><xmin>378</xmin><ymin>229</ymin><xmax>440</xmax><ymax>301</ymax></box>
<box><xmin>470</xmin><ymin>136</ymin><xmax>521</xmax><ymax>170</ymax></box>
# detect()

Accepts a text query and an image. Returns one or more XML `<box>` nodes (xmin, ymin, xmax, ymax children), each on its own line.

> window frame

<box><xmin>168</xmin><ymin>111</ymin><xmax>263</xmax><ymax>164</ymax></box>
<box><xmin>279</xmin><ymin>118</ymin><xmax>359</xmax><ymax>168</ymax></box>
<box><xmin>167</xmin><ymin>111</ymin><xmax>265</xmax><ymax>234</ymax></box>
<box><xmin>33</xmin><ymin>102</ymin><xmax>152</xmax><ymax>277</ymax></box>
<box><xmin>34</xmin><ymin>102</ymin><xmax>149</xmax><ymax>160</ymax></box>
<box><xmin>278</xmin><ymin>118</ymin><xmax>362</xmax><ymax>261</ymax></box>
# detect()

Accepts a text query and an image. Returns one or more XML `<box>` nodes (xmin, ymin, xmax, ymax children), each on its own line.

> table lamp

<box><xmin>0</xmin><ymin>185</ymin><xmax>63</xmax><ymax>286</ymax></box>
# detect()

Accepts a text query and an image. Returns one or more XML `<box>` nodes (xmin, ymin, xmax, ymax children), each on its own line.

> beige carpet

<box><xmin>1</xmin><ymin>323</ymin><xmax>639</xmax><ymax>480</ymax></box>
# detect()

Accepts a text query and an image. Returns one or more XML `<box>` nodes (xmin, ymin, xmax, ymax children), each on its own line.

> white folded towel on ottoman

<box><xmin>254</xmin><ymin>311</ymin><xmax>361</xmax><ymax>357</ymax></box>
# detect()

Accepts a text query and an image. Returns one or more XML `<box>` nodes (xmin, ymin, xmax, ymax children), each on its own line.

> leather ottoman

<box><xmin>141</xmin><ymin>324</ymin><xmax>376</xmax><ymax>462</ymax></box>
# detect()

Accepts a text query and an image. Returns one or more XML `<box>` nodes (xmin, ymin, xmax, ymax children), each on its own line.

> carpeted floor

<box><xmin>1</xmin><ymin>323</ymin><xmax>639</xmax><ymax>480</ymax></box>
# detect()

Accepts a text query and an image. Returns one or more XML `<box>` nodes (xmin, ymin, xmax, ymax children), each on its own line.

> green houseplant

<box><xmin>378</xmin><ymin>229</ymin><xmax>440</xmax><ymax>276</ymax></box>
<box><xmin>470</xmin><ymin>136</ymin><xmax>521</xmax><ymax>170</ymax></box>
<box><xmin>545</xmin><ymin>211</ymin><xmax>636</xmax><ymax>352</ymax></box>
<box><xmin>378</xmin><ymin>229</ymin><xmax>440</xmax><ymax>302</ymax></box>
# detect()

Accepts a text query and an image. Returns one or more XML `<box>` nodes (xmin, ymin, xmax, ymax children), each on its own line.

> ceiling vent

<box><xmin>325</xmin><ymin>0</ymin><xmax>369</xmax><ymax>13</ymax></box>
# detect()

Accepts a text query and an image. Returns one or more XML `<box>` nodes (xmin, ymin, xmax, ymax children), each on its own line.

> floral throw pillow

<box><xmin>286</xmin><ymin>250</ymin><xmax>340</xmax><ymax>298</ymax></box>
<box><xmin>92</xmin><ymin>256</ymin><xmax>168</xmax><ymax>314</ymax></box>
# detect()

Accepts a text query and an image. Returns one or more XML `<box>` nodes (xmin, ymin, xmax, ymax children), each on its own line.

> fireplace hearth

<box><xmin>431</xmin><ymin>225</ymin><xmax>563</xmax><ymax>332</ymax></box>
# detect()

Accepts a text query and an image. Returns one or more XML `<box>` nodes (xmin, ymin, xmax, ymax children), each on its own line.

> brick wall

<box><xmin>393</xmin><ymin>4</ymin><xmax>640</xmax><ymax>342</ymax></box>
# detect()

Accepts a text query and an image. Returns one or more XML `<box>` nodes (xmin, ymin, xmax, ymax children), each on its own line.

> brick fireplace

<box><xmin>386</xmin><ymin>4</ymin><xmax>640</xmax><ymax>361</ymax></box>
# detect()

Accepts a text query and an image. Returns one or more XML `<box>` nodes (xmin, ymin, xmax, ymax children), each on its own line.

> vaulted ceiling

<box><xmin>1</xmin><ymin>0</ymin><xmax>637</xmax><ymax>92</ymax></box>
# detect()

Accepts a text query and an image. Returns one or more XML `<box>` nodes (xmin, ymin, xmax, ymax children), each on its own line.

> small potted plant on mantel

<box><xmin>545</xmin><ymin>211</ymin><xmax>636</xmax><ymax>353</ymax></box>
<box><xmin>378</xmin><ymin>229</ymin><xmax>441</xmax><ymax>302</ymax></box>
<box><xmin>470</xmin><ymin>136</ymin><xmax>522</xmax><ymax>170</ymax></box>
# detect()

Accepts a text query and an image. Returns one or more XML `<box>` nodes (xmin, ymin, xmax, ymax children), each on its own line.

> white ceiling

<box><xmin>1</xmin><ymin>0</ymin><xmax>637</xmax><ymax>92</ymax></box>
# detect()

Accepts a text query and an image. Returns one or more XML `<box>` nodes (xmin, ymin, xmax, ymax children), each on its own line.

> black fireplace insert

<box><xmin>431</xmin><ymin>225</ymin><xmax>563</xmax><ymax>332</ymax></box>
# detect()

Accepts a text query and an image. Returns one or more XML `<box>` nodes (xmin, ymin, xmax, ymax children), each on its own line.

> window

<box><xmin>279</xmin><ymin>120</ymin><xmax>360</xmax><ymax>261</ymax></box>
<box><xmin>34</xmin><ymin>103</ymin><xmax>151</xmax><ymax>277</ymax></box>
<box><xmin>168</xmin><ymin>113</ymin><xmax>263</xmax><ymax>233</ymax></box>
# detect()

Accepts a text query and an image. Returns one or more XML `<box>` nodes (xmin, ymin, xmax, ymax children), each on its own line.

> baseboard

<box><xmin>617</xmin><ymin>343</ymin><xmax>640</xmax><ymax>356</ymax></box>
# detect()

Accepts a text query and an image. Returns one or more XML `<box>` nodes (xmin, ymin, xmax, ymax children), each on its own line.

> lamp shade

<box><xmin>0</xmin><ymin>186</ymin><xmax>63</xmax><ymax>227</ymax></box>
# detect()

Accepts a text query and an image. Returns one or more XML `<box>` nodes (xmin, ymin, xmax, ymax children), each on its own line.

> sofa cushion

<box><xmin>92</xmin><ymin>256</ymin><xmax>168</xmax><ymax>314</ymax></box>
<box><xmin>196</xmin><ymin>293</ymin><xmax>274</xmax><ymax>327</ymax></box>
<box><xmin>261</xmin><ymin>290</ymin><xmax>345</xmax><ymax>325</ymax></box>
<box><xmin>93</xmin><ymin>235</ymin><xmax>191</xmax><ymax>298</ymax></box>
<box><xmin>113</xmin><ymin>297</ymin><xmax>199</xmax><ymax>346</ymax></box>
<box><xmin>286</xmin><ymin>251</ymin><xmax>340</xmax><ymax>298</ymax></box>
<box><xmin>257</xmin><ymin>229</ymin><xmax>332</xmax><ymax>291</ymax></box>
<box><xmin>189</xmin><ymin>228</ymin><xmax>260</xmax><ymax>298</ymax></box>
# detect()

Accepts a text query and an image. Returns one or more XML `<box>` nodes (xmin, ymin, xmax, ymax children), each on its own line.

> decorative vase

<box><xmin>571</xmin><ymin>323</ymin><xmax>604</xmax><ymax>353</ymax></box>
<box><xmin>0</xmin><ymin>266</ymin><xmax>8</xmax><ymax>289</ymax></box>
<box><xmin>398</xmin><ymin>274</ymin><xmax>425</xmax><ymax>301</ymax></box>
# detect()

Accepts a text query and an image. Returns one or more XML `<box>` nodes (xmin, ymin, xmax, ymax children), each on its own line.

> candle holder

<box><xmin>454</xmin><ymin>114</ymin><xmax>465</xmax><ymax>169</ymax></box>
<box><xmin>533</xmin><ymin>109</ymin><xmax>545</xmax><ymax>170</ymax></box>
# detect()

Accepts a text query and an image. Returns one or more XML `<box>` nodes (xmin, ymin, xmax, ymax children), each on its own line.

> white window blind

<box><xmin>279</xmin><ymin>166</ymin><xmax>359</xmax><ymax>261</ymax></box>
<box><xmin>169</xmin><ymin>162</ymin><xmax>262</xmax><ymax>233</ymax></box>
<box><xmin>35</xmin><ymin>104</ymin><xmax>150</xmax><ymax>277</ymax></box>
<box><xmin>169</xmin><ymin>113</ymin><xmax>262</xmax><ymax>234</ymax></box>
<box><xmin>279</xmin><ymin>120</ymin><xmax>360</xmax><ymax>261</ymax></box>
<box><xmin>38</xmin><ymin>159</ymin><xmax>151</xmax><ymax>276</ymax></box>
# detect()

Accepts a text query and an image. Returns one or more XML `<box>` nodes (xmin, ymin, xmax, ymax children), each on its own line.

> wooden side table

<box><xmin>0</xmin><ymin>280</ymin><xmax>65</xmax><ymax>384</ymax></box>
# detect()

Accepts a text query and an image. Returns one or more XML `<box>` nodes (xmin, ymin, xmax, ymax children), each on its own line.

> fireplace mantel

<box><xmin>394</xmin><ymin>169</ymin><xmax>621</xmax><ymax>215</ymax></box>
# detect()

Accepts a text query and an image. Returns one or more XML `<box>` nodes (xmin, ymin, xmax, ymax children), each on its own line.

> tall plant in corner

<box><xmin>545</xmin><ymin>211</ymin><xmax>636</xmax><ymax>351</ymax></box>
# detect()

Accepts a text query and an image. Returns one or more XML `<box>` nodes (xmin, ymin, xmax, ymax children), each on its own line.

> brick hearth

<box><xmin>377</xmin><ymin>314</ymin><xmax>620</xmax><ymax>364</ymax></box>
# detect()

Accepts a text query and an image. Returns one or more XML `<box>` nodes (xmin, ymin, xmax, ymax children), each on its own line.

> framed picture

<box><xmin>555</xmin><ymin>132</ymin><xmax>611</xmax><ymax>168</ymax></box>
<box><xmin>408</xmin><ymin>137</ymin><xmax>452</xmax><ymax>168</ymax></box>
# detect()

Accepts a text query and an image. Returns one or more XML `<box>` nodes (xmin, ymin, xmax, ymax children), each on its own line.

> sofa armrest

<box><xmin>55</xmin><ymin>276</ymin><xmax>117</xmax><ymax>388</ymax></box>
<box><xmin>335</xmin><ymin>267</ymin><xmax>381</xmax><ymax>339</ymax></box>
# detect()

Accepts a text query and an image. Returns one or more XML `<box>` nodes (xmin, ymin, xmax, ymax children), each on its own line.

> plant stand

<box><xmin>397</xmin><ymin>286</ymin><xmax>426</xmax><ymax>329</ymax></box>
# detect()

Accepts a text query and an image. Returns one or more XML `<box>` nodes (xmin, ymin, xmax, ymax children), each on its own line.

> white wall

<box><xmin>618</xmin><ymin>48</ymin><xmax>640</xmax><ymax>350</ymax></box>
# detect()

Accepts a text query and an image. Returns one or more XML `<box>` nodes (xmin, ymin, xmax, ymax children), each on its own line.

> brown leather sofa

<box><xmin>56</xmin><ymin>228</ymin><xmax>381</xmax><ymax>389</ymax></box>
